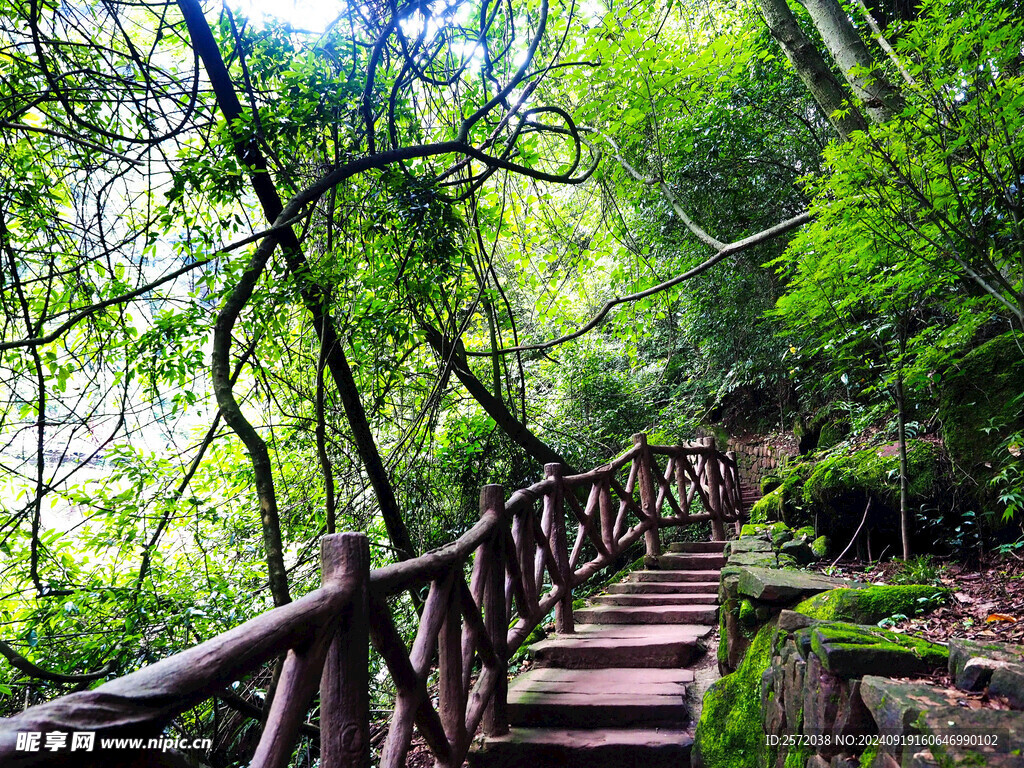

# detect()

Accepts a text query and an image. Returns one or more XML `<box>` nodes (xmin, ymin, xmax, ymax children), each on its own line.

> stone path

<box><xmin>469</xmin><ymin>541</ymin><xmax>724</xmax><ymax>768</ymax></box>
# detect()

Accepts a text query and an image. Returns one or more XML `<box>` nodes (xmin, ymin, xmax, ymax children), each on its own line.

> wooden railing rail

<box><xmin>0</xmin><ymin>434</ymin><xmax>743</xmax><ymax>768</ymax></box>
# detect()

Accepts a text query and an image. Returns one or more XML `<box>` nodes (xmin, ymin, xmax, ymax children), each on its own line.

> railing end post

<box><xmin>320</xmin><ymin>532</ymin><xmax>371</xmax><ymax>768</ymax></box>
<box><xmin>480</xmin><ymin>484</ymin><xmax>504</xmax><ymax>515</ymax></box>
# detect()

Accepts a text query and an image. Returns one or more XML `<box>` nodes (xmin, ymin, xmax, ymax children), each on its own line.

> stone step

<box><xmin>573</xmin><ymin>604</ymin><xmax>718</xmax><ymax>625</ymax></box>
<box><xmin>606</xmin><ymin>581</ymin><xmax>719</xmax><ymax>595</ymax></box>
<box><xmin>666</xmin><ymin>541</ymin><xmax>728</xmax><ymax>553</ymax></box>
<box><xmin>631</xmin><ymin>570</ymin><xmax>722</xmax><ymax>583</ymax></box>
<box><xmin>592</xmin><ymin>593</ymin><xmax>718</xmax><ymax>606</ymax></box>
<box><xmin>529</xmin><ymin>624</ymin><xmax>711</xmax><ymax>668</ymax></box>
<box><xmin>651</xmin><ymin>553</ymin><xmax>725</xmax><ymax>570</ymax></box>
<box><xmin>468</xmin><ymin>727</ymin><xmax>694</xmax><ymax>768</ymax></box>
<box><xmin>508</xmin><ymin>668</ymin><xmax>690</xmax><ymax>728</ymax></box>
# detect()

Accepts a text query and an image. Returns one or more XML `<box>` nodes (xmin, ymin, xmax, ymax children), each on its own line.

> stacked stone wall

<box><xmin>695</xmin><ymin>527</ymin><xmax>1024</xmax><ymax>768</ymax></box>
<box><xmin>726</xmin><ymin>438</ymin><xmax>796</xmax><ymax>490</ymax></box>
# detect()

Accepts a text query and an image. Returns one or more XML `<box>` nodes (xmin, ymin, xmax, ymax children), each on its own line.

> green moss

<box><xmin>738</xmin><ymin>598</ymin><xmax>757</xmax><ymax>626</ymax></box>
<box><xmin>802</xmin><ymin>440</ymin><xmax>941</xmax><ymax>508</ymax></box>
<box><xmin>756</xmin><ymin>460</ymin><xmax>815</xmax><ymax>527</ymax></box>
<box><xmin>794</xmin><ymin>585</ymin><xmax>947</xmax><ymax>624</ymax></box>
<box><xmin>810</xmin><ymin>535</ymin><xmax>829</xmax><ymax>558</ymax></box>
<box><xmin>817</xmin><ymin>421</ymin><xmax>846</xmax><ymax>450</ymax></box>
<box><xmin>939</xmin><ymin>332</ymin><xmax>1024</xmax><ymax>475</ymax></box>
<box><xmin>808</xmin><ymin>620</ymin><xmax>949</xmax><ymax>672</ymax></box>
<box><xmin>741</xmin><ymin>523</ymin><xmax>771</xmax><ymax>537</ymax></box>
<box><xmin>749</xmin><ymin>490</ymin><xmax>781</xmax><ymax>524</ymax></box>
<box><xmin>760</xmin><ymin>474</ymin><xmax>781</xmax><ymax>495</ymax></box>
<box><xmin>793</xmin><ymin>525</ymin><xmax>815</xmax><ymax>541</ymax></box>
<box><xmin>783</xmin><ymin>743</ymin><xmax>811</xmax><ymax>768</ymax></box>
<box><xmin>859</xmin><ymin>744</ymin><xmax>879</xmax><ymax>767</ymax></box>
<box><xmin>693</xmin><ymin>622</ymin><xmax>776</xmax><ymax>768</ymax></box>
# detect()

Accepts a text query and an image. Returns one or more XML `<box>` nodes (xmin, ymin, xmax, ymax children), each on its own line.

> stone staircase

<box><xmin>469</xmin><ymin>540</ymin><xmax>725</xmax><ymax>768</ymax></box>
<box><xmin>739</xmin><ymin>481</ymin><xmax>763</xmax><ymax>517</ymax></box>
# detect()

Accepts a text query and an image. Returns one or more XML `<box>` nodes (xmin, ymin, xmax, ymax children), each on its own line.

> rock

<box><xmin>794</xmin><ymin>585</ymin><xmax>947</xmax><ymax>624</ymax></box>
<box><xmin>948</xmin><ymin>637</ymin><xmax>1024</xmax><ymax>681</ymax></box>
<box><xmin>770</xmin><ymin>523</ymin><xmax>793</xmax><ymax>546</ymax></box>
<box><xmin>908</xmin><ymin>706</ymin><xmax>1024</xmax><ymax>767</ymax></box>
<box><xmin>794</xmin><ymin>525</ymin><xmax>816</xmax><ymax>541</ymax></box>
<box><xmin>830</xmin><ymin>754</ymin><xmax>858</xmax><ymax>768</ymax></box>
<box><xmin>811</xmin><ymin>624</ymin><xmax>947</xmax><ymax>678</ymax></box>
<box><xmin>811</xmin><ymin>535</ymin><xmax>830</xmax><ymax>558</ymax></box>
<box><xmin>806</xmin><ymin>756</ymin><xmax>829</xmax><ymax>768</ymax></box>
<box><xmin>859</xmin><ymin>677</ymin><xmax>951</xmax><ymax>760</ymax></box>
<box><xmin>780</xmin><ymin>539</ymin><xmax>814</xmax><ymax>565</ymax></box>
<box><xmin>736</xmin><ymin>567</ymin><xmax>860</xmax><ymax>604</ymax></box>
<box><xmin>727</xmin><ymin>538</ymin><xmax>775</xmax><ymax>555</ymax></box>
<box><xmin>782</xmin><ymin>655</ymin><xmax>806</xmax><ymax>734</ymax></box>
<box><xmin>989</xmin><ymin>663</ymin><xmax>1024</xmax><ymax>709</ymax></box>
<box><xmin>761</xmin><ymin>666</ymin><xmax>785</xmax><ymax>735</ymax></box>
<box><xmin>777</xmin><ymin>609</ymin><xmax>814</xmax><ymax>632</ymax></box>
<box><xmin>729</xmin><ymin>552</ymin><xmax>786</xmax><ymax>568</ymax></box>
<box><xmin>803</xmin><ymin>655</ymin><xmax>843</xmax><ymax>746</ymax></box>
<box><xmin>958</xmin><ymin>657</ymin><xmax>1020</xmax><ymax>691</ymax></box>
<box><xmin>833</xmin><ymin>679</ymin><xmax>873</xmax><ymax>737</ymax></box>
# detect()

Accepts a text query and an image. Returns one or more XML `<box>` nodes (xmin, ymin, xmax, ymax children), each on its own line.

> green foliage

<box><xmin>888</xmin><ymin>554</ymin><xmax>946</xmax><ymax>586</ymax></box>
<box><xmin>802</xmin><ymin>441</ymin><xmax>941</xmax><ymax>508</ymax></box>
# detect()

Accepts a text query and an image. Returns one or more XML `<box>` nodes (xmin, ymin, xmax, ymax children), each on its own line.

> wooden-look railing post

<box><xmin>726</xmin><ymin>450</ymin><xmax>743</xmax><ymax>533</ymax></box>
<box><xmin>633</xmin><ymin>433</ymin><xmax>661</xmax><ymax>558</ymax></box>
<box><xmin>320</xmin><ymin>533</ymin><xmax>371</xmax><ymax>768</ymax></box>
<box><xmin>544</xmin><ymin>463</ymin><xmax>573</xmax><ymax>634</ymax></box>
<box><xmin>480</xmin><ymin>484</ymin><xmax>508</xmax><ymax>737</ymax></box>
<box><xmin>703</xmin><ymin>438</ymin><xmax>727</xmax><ymax>541</ymax></box>
<box><xmin>438</xmin><ymin>570</ymin><xmax>466</xmax><ymax>761</ymax></box>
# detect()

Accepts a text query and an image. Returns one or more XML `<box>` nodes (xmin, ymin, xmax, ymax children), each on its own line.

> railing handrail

<box><xmin>0</xmin><ymin>434</ymin><xmax>745</xmax><ymax>768</ymax></box>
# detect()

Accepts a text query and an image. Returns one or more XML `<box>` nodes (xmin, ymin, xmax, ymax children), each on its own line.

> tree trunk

<box><xmin>179</xmin><ymin>0</ymin><xmax>417</xmax><ymax>561</ymax></box>
<box><xmin>794</xmin><ymin>0</ymin><xmax>904</xmax><ymax>123</ymax></box>
<box><xmin>754</xmin><ymin>0</ymin><xmax>869</xmax><ymax>139</ymax></box>
<box><xmin>893</xmin><ymin>371</ymin><xmax>912</xmax><ymax>560</ymax></box>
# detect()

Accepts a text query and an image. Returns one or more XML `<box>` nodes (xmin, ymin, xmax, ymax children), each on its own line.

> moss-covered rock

<box><xmin>794</xmin><ymin>585</ymin><xmax>947</xmax><ymax>624</ymax></box>
<box><xmin>749</xmin><ymin>490</ymin><xmax>780</xmax><ymax>524</ymax></box>
<box><xmin>737</xmin><ymin>566</ymin><xmax>859</xmax><ymax>603</ymax></box>
<box><xmin>779</xmin><ymin>539</ymin><xmax>814</xmax><ymax>564</ymax></box>
<box><xmin>802</xmin><ymin>440</ymin><xmax>942</xmax><ymax>508</ymax></box>
<box><xmin>805</xmin><ymin>621</ymin><xmax>948</xmax><ymax>677</ymax></box>
<box><xmin>938</xmin><ymin>332</ymin><xmax>1024</xmax><ymax>518</ymax></box>
<box><xmin>817</xmin><ymin>420</ymin><xmax>847</xmax><ymax>450</ymax></box>
<box><xmin>939</xmin><ymin>332</ymin><xmax>1024</xmax><ymax>470</ymax></box>
<box><xmin>770</xmin><ymin>522</ymin><xmax>793</xmax><ymax>546</ymax></box>
<box><xmin>793</xmin><ymin>525</ymin><xmax>815</xmax><ymax>541</ymax></box>
<box><xmin>739</xmin><ymin>598</ymin><xmax>757</xmax><ymax>626</ymax></box>
<box><xmin>810</xmin><ymin>535</ymin><xmax>829</xmax><ymax>558</ymax></box>
<box><xmin>760</xmin><ymin>474</ymin><xmax>781</xmax><ymax>495</ymax></box>
<box><xmin>693</xmin><ymin>622</ymin><xmax>776</xmax><ymax>768</ymax></box>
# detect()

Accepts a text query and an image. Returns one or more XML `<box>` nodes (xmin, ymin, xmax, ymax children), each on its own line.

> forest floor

<box><xmin>811</xmin><ymin>551</ymin><xmax>1024</xmax><ymax>713</ymax></box>
<box><xmin>814</xmin><ymin>551</ymin><xmax>1024</xmax><ymax>646</ymax></box>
